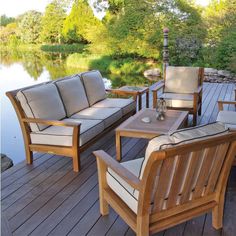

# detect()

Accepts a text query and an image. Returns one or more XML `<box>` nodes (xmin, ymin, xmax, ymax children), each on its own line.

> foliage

<box><xmin>40</xmin><ymin>0</ymin><xmax>66</xmax><ymax>43</ymax></box>
<box><xmin>0</xmin><ymin>15</ymin><xmax>15</xmax><ymax>26</ymax></box>
<box><xmin>202</xmin><ymin>0</ymin><xmax>236</xmax><ymax>73</ymax></box>
<box><xmin>62</xmin><ymin>0</ymin><xmax>102</xmax><ymax>43</ymax></box>
<box><xmin>18</xmin><ymin>11</ymin><xmax>42</xmax><ymax>44</ymax></box>
<box><xmin>1</xmin><ymin>0</ymin><xmax>236</xmax><ymax>74</ymax></box>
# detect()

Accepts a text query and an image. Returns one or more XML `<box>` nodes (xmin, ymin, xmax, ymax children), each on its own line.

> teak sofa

<box><xmin>6</xmin><ymin>70</ymin><xmax>136</xmax><ymax>172</ymax></box>
<box><xmin>152</xmin><ymin>66</ymin><xmax>204</xmax><ymax>126</ymax></box>
<box><xmin>94</xmin><ymin>122</ymin><xmax>236</xmax><ymax>236</ymax></box>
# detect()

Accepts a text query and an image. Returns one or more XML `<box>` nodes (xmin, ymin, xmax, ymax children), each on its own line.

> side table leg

<box><xmin>116</xmin><ymin>132</ymin><xmax>122</xmax><ymax>161</ymax></box>
<box><xmin>146</xmin><ymin>91</ymin><xmax>149</xmax><ymax>108</ymax></box>
<box><xmin>138</xmin><ymin>94</ymin><xmax>142</xmax><ymax>111</ymax></box>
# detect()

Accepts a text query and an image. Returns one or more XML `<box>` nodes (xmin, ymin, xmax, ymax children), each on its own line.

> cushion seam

<box><xmin>54</xmin><ymin>82</ymin><xmax>71</xmax><ymax>117</ymax></box>
<box><xmin>107</xmin><ymin>170</ymin><xmax>138</xmax><ymax>201</ymax></box>
<box><xmin>21</xmin><ymin>90</ymin><xmax>41</xmax><ymax>131</ymax></box>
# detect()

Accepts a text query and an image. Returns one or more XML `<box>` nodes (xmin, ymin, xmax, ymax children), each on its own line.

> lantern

<box><xmin>156</xmin><ymin>98</ymin><xmax>167</xmax><ymax>120</ymax></box>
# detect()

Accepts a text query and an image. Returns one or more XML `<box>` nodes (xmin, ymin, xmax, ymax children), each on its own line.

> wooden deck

<box><xmin>1</xmin><ymin>82</ymin><xmax>236</xmax><ymax>236</ymax></box>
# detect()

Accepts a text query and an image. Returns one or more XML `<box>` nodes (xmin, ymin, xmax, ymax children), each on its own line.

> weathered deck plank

<box><xmin>1</xmin><ymin>82</ymin><xmax>235</xmax><ymax>236</ymax></box>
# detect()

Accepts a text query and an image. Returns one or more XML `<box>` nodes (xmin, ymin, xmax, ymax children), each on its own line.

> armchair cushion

<box><xmin>92</xmin><ymin>98</ymin><xmax>136</xmax><ymax>115</ymax></box>
<box><xmin>30</xmin><ymin>118</ymin><xmax>104</xmax><ymax>146</ymax></box>
<box><xmin>106</xmin><ymin>158</ymin><xmax>144</xmax><ymax>213</ymax></box>
<box><xmin>81</xmin><ymin>70</ymin><xmax>106</xmax><ymax>106</ymax></box>
<box><xmin>17</xmin><ymin>84</ymin><xmax>66</xmax><ymax>132</ymax></box>
<box><xmin>216</xmin><ymin>111</ymin><xmax>236</xmax><ymax>125</ymax></box>
<box><xmin>160</xmin><ymin>93</ymin><xmax>194</xmax><ymax>108</ymax></box>
<box><xmin>55</xmin><ymin>76</ymin><xmax>89</xmax><ymax>117</ymax></box>
<box><xmin>164</xmin><ymin>66</ymin><xmax>200</xmax><ymax>94</ymax></box>
<box><xmin>70</xmin><ymin>107</ymin><xmax>122</xmax><ymax>128</ymax></box>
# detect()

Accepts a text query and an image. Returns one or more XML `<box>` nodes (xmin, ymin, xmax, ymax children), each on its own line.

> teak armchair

<box><xmin>152</xmin><ymin>66</ymin><xmax>204</xmax><ymax>126</ymax></box>
<box><xmin>94</xmin><ymin>132</ymin><xmax>236</xmax><ymax>236</ymax></box>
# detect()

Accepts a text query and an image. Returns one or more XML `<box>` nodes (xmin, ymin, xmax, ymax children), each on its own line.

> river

<box><xmin>0</xmin><ymin>50</ymin><xmax>155</xmax><ymax>164</ymax></box>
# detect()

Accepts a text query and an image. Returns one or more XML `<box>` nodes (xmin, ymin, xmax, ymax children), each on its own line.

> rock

<box><xmin>204</xmin><ymin>68</ymin><xmax>235</xmax><ymax>83</ymax></box>
<box><xmin>144</xmin><ymin>68</ymin><xmax>161</xmax><ymax>77</ymax></box>
<box><xmin>204</xmin><ymin>68</ymin><xmax>218</xmax><ymax>74</ymax></box>
<box><xmin>1</xmin><ymin>153</ymin><xmax>13</xmax><ymax>172</ymax></box>
<box><xmin>218</xmin><ymin>70</ymin><xmax>231</xmax><ymax>77</ymax></box>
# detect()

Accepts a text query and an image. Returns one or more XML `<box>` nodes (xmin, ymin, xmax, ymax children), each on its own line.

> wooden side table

<box><xmin>115</xmin><ymin>109</ymin><xmax>189</xmax><ymax>161</ymax></box>
<box><xmin>107</xmin><ymin>86</ymin><xmax>149</xmax><ymax>111</ymax></box>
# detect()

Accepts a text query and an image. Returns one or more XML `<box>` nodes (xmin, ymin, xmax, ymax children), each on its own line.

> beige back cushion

<box><xmin>17</xmin><ymin>83</ymin><xmax>66</xmax><ymax>131</ymax></box>
<box><xmin>55</xmin><ymin>76</ymin><xmax>89</xmax><ymax>117</ymax></box>
<box><xmin>164</xmin><ymin>66</ymin><xmax>200</xmax><ymax>94</ymax></box>
<box><xmin>81</xmin><ymin>70</ymin><xmax>106</xmax><ymax>106</ymax></box>
<box><xmin>140</xmin><ymin>122</ymin><xmax>227</xmax><ymax>179</ymax></box>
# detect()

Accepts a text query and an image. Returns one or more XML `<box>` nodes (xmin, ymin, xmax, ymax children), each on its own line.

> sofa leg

<box><xmin>26</xmin><ymin>148</ymin><xmax>33</xmax><ymax>164</ymax></box>
<box><xmin>72</xmin><ymin>153</ymin><xmax>80</xmax><ymax>172</ymax></box>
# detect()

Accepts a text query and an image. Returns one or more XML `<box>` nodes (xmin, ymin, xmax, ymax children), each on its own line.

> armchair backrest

<box><xmin>138</xmin><ymin>132</ymin><xmax>236</xmax><ymax>219</ymax></box>
<box><xmin>164</xmin><ymin>66</ymin><xmax>204</xmax><ymax>94</ymax></box>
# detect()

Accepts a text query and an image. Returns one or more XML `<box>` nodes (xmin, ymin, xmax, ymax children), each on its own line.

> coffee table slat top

<box><xmin>116</xmin><ymin>109</ymin><xmax>188</xmax><ymax>136</ymax></box>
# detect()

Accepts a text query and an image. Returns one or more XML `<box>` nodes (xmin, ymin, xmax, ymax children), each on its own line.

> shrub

<box><xmin>40</xmin><ymin>44</ymin><xmax>86</xmax><ymax>53</ymax></box>
<box><xmin>66</xmin><ymin>53</ymin><xmax>158</xmax><ymax>75</ymax></box>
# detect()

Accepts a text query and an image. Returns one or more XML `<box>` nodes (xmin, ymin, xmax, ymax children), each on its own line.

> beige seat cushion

<box><xmin>164</xmin><ymin>66</ymin><xmax>200</xmax><ymax>94</ymax></box>
<box><xmin>107</xmin><ymin>158</ymin><xmax>144</xmax><ymax>213</ymax></box>
<box><xmin>17</xmin><ymin>83</ymin><xmax>66</xmax><ymax>132</ymax></box>
<box><xmin>70</xmin><ymin>107</ymin><xmax>122</xmax><ymax>128</ymax></box>
<box><xmin>160</xmin><ymin>93</ymin><xmax>194</xmax><ymax>108</ymax></box>
<box><xmin>93</xmin><ymin>98</ymin><xmax>136</xmax><ymax>115</ymax></box>
<box><xmin>81</xmin><ymin>70</ymin><xmax>106</xmax><ymax>106</ymax></box>
<box><xmin>30</xmin><ymin>118</ymin><xmax>104</xmax><ymax>146</ymax></box>
<box><xmin>55</xmin><ymin>76</ymin><xmax>89</xmax><ymax>117</ymax></box>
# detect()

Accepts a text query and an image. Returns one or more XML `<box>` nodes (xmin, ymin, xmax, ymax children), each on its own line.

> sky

<box><xmin>0</xmin><ymin>0</ymin><xmax>211</xmax><ymax>17</ymax></box>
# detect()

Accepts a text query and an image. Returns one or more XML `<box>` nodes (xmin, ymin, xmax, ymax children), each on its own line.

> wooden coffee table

<box><xmin>116</xmin><ymin>109</ymin><xmax>188</xmax><ymax>161</ymax></box>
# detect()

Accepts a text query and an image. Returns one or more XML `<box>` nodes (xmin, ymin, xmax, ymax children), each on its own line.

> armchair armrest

<box><xmin>194</xmin><ymin>85</ymin><xmax>203</xmax><ymax>94</ymax></box>
<box><xmin>152</xmin><ymin>81</ymin><xmax>164</xmax><ymax>108</ymax></box>
<box><xmin>22</xmin><ymin>118</ymin><xmax>81</xmax><ymax>128</ymax></box>
<box><xmin>151</xmin><ymin>81</ymin><xmax>165</xmax><ymax>92</ymax></box>
<box><xmin>218</xmin><ymin>100</ymin><xmax>236</xmax><ymax>111</ymax></box>
<box><xmin>93</xmin><ymin>150</ymin><xmax>141</xmax><ymax>190</ymax></box>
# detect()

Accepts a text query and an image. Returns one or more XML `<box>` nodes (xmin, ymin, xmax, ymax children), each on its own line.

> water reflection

<box><xmin>0</xmin><ymin>50</ymin><xmax>157</xmax><ymax>164</ymax></box>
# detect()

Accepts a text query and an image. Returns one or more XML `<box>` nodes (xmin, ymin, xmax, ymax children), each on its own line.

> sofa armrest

<box><xmin>93</xmin><ymin>150</ymin><xmax>141</xmax><ymax>190</ymax></box>
<box><xmin>106</xmin><ymin>88</ymin><xmax>138</xmax><ymax>100</ymax></box>
<box><xmin>22</xmin><ymin>118</ymin><xmax>81</xmax><ymax>128</ymax></box>
<box><xmin>218</xmin><ymin>100</ymin><xmax>236</xmax><ymax>111</ymax></box>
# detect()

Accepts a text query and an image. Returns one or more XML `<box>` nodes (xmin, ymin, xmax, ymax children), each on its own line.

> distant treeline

<box><xmin>0</xmin><ymin>0</ymin><xmax>235</xmax><ymax>73</ymax></box>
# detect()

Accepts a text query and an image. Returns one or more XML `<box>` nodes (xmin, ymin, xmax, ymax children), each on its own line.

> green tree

<box><xmin>203</xmin><ymin>0</ymin><xmax>236</xmax><ymax>72</ymax></box>
<box><xmin>18</xmin><ymin>11</ymin><xmax>42</xmax><ymax>43</ymax></box>
<box><xmin>0</xmin><ymin>15</ymin><xmax>15</xmax><ymax>26</ymax></box>
<box><xmin>0</xmin><ymin>22</ymin><xmax>19</xmax><ymax>45</ymax></box>
<box><xmin>40</xmin><ymin>0</ymin><xmax>66</xmax><ymax>43</ymax></box>
<box><xmin>62</xmin><ymin>0</ymin><xmax>101</xmax><ymax>43</ymax></box>
<box><xmin>92</xmin><ymin>0</ymin><xmax>205</xmax><ymax>64</ymax></box>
